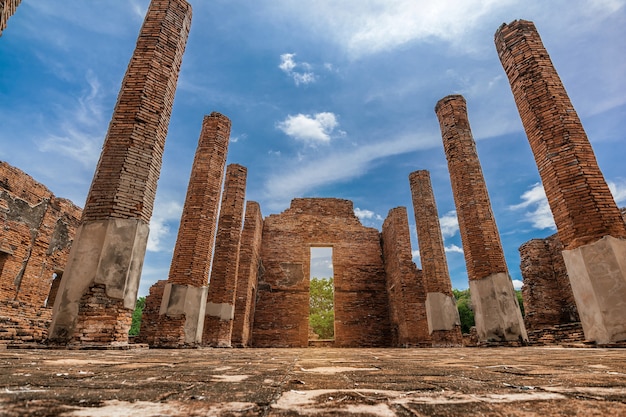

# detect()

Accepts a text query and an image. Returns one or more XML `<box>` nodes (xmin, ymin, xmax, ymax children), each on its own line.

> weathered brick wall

<box><xmin>495</xmin><ymin>20</ymin><xmax>626</xmax><ymax>250</ymax></box>
<box><xmin>381</xmin><ymin>207</ymin><xmax>430</xmax><ymax>347</ymax></box>
<box><xmin>168</xmin><ymin>113</ymin><xmax>231</xmax><ymax>287</ymax></box>
<box><xmin>136</xmin><ymin>280</ymin><xmax>187</xmax><ymax>346</ymax></box>
<box><xmin>251</xmin><ymin>198</ymin><xmax>391</xmax><ymax>348</ymax></box>
<box><xmin>436</xmin><ymin>95</ymin><xmax>508</xmax><ymax>280</ymax></box>
<box><xmin>50</xmin><ymin>0</ymin><xmax>193</xmax><ymax>345</ymax></box>
<box><xmin>231</xmin><ymin>201</ymin><xmax>263</xmax><ymax>347</ymax></box>
<box><xmin>82</xmin><ymin>0</ymin><xmax>192</xmax><ymax>224</ymax></box>
<box><xmin>203</xmin><ymin>164</ymin><xmax>247</xmax><ymax>346</ymax></box>
<box><xmin>519</xmin><ymin>235</ymin><xmax>579</xmax><ymax>332</ymax></box>
<box><xmin>140</xmin><ymin>113</ymin><xmax>230</xmax><ymax>346</ymax></box>
<box><xmin>409</xmin><ymin>170</ymin><xmax>463</xmax><ymax>346</ymax></box>
<box><xmin>0</xmin><ymin>0</ymin><xmax>22</xmax><ymax>36</ymax></box>
<box><xmin>0</xmin><ymin>161</ymin><xmax>82</xmax><ymax>345</ymax></box>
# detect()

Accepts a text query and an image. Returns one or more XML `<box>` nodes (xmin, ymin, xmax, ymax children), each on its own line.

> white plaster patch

<box><xmin>43</xmin><ymin>359</ymin><xmax>123</xmax><ymax>366</ymax></box>
<box><xmin>63</xmin><ymin>400</ymin><xmax>191</xmax><ymax>416</ymax></box>
<box><xmin>210</xmin><ymin>374</ymin><xmax>250</xmax><ymax>382</ymax></box>
<box><xmin>298</xmin><ymin>366</ymin><xmax>380</xmax><ymax>374</ymax></box>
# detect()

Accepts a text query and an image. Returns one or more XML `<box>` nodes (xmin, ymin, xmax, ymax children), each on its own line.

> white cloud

<box><xmin>279</xmin><ymin>53</ymin><xmax>316</xmax><ymax>86</ymax></box>
<box><xmin>412</xmin><ymin>249</ymin><xmax>420</xmax><ymax>261</ymax></box>
<box><xmin>277</xmin><ymin>112</ymin><xmax>340</xmax><ymax>144</ymax></box>
<box><xmin>147</xmin><ymin>199</ymin><xmax>183</xmax><ymax>253</ymax></box>
<box><xmin>263</xmin><ymin>131</ymin><xmax>439</xmax><ymax>210</ymax></box>
<box><xmin>37</xmin><ymin>71</ymin><xmax>105</xmax><ymax>168</ymax></box>
<box><xmin>444</xmin><ymin>244</ymin><xmax>464</xmax><ymax>254</ymax></box>
<box><xmin>608</xmin><ymin>180</ymin><xmax>626</xmax><ymax>206</ymax></box>
<box><xmin>510</xmin><ymin>183</ymin><xmax>556</xmax><ymax>230</ymax></box>
<box><xmin>354</xmin><ymin>208</ymin><xmax>382</xmax><ymax>221</ymax></box>
<box><xmin>439</xmin><ymin>211</ymin><xmax>459</xmax><ymax>238</ymax></box>
<box><xmin>512</xmin><ymin>279</ymin><xmax>523</xmax><ymax>290</ymax></box>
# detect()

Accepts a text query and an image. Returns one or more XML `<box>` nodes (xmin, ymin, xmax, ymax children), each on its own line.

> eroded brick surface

<box><xmin>252</xmin><ymin>198</ymin><xmax>391</xmax><ymax>348</ymax></box>
<box><xmin>203</xmin><ymin>164</ymin><xmax>247</xmax><ymax>346</ymax></box>
<box><xmin>495</xmin><ymin>20</ymin><xmax>626</xmax><ymax>250</ymax></box>
<box><xmin>0</xmin><ymin>0</ymin><xmax>22</xmax><ymax>36</ymax></box>
<box><xmin>0</xmin><ymin>161</ymin><xmax>81</xmax><ymax>345</ymax></box>
<box><xmin>381</xmin><ymin>207</ymin><xmax>430</xmax><ymax>347</ymax></box>
<box><xmin>231</xmin><ymin>201</ymin><xmax>263</xmax><ymax>347</ymax></box>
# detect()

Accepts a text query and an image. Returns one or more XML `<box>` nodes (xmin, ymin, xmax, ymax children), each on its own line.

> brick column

<box><xmin>382</xmin><ymin>207</ymin><xmax>431</xmax><ymax>347</ymax></box>
<box><xmin>409</xmin><ymin>170</ymin><xmax>462</xmax><ymax>346</ymax></box>
<box><xmin>48</xmin><ymin>0</ymin><xmax>192</xmax><ymax>346</ymax></box>
<box><xmin>231</xmin><ymin>201</ymin><xmax>263</xmax><ymax>347</ymax></box>
<box><xmin>203</xmin><ymin>164</ymin><xmax>247</xmax><ymax>346</ymax></box>
<box><xmin>436</xmin><ymin>94</ymin><xmax>527</xmax><ymax>344</ymax></box>
<box><xmin>495</xmin><ymin>20</ymin><xmax>626</xmax><ymax>343</ymax></box>
<box><xmin>0</xmin><ymin>0</ymin><xmax>22</xmax><ymax>36</ymax></box>
<box><xmin>141</xmin><ymin>113</ymin><xmax>231</xmax><ymax>347</ymax></box>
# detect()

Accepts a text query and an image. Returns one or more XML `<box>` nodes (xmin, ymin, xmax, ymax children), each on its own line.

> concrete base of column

<box><xmin>203</xmin><ymin>302</ymin><xmax>235</xmax><ymax>347</ymax></box>
<box><xmin>425</xmin><ymin>292</ymin><xmax>463</xmax><ymax>346</ymax></box>
<box><xmin>469</xmin><ymin>272</ymin><xmax>528</xmax><ymax>343</ymax></box>
<box><xmin>48</xmin><ymin>218</ymin><xmax>149</xmax><ymax>345</ymax></box>
<box><xmin>562</xmin><ymin>236</ymin><xmax>626</xmax><ymax>344</ymax></box>
<box><xmin>159</xmin><ymin>283</ymin><xmax>208</xmax><ymax>345</ymax></box>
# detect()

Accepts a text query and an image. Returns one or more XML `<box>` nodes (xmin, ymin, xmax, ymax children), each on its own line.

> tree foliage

<box><xmin>129</xmin><ymin>296</ymin><xmax>145</xmax><ymax>336</ymax></box>
<box><xmin>309</xmin><ymin>277</ymin><xmax>334</xmax><ymax>339</ymax></box>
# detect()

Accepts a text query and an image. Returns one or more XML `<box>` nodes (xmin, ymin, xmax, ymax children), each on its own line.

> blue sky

<box><xmin>1</xmin><ymin>1</ymin><xmax>625</xmax><ymax>297</ymax></box>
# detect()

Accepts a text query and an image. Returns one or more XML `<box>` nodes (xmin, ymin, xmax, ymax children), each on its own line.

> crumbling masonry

<box><xmin>437</xmin><ymin>95</ymin><xmax>527</xmax><ymax>344</ymax></box>
<box><xmin>0</xmin><ymin>162</ymin><xmax>81</xmax><ymax>346</ymax></box>
<box><xmin>48</xmin><ymin>0</ymin><xmax>192</xmax><ymax>345</ymax></box>
<box><xmin>139</xmin><ymin>113</ymin><xmax>231</xmax><ymax>347</ymax></box>
<box><xmin>496</xmin><ymin>20</ymin><xmax>626</xmax><ymax>344</ymax></box>
<box><xmin>0</xmin><ymin>0</ymin><xmax>21</xmax><ymax>36</ymax></box>
<box><xmin>409</xmin><ymin>170</ymin><xmax>462</xmax><ymax>346</ymax></box>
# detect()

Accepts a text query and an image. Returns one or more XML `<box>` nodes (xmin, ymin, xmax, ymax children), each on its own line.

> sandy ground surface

<box><xmin>1</xmin><ymin>346</ymin><xmax>625</xmax><ymax>416</ymax></box>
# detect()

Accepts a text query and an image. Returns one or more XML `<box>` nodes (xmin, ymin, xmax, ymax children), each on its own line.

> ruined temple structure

<box><xmin>496</xmin><ymin>20</ymin><xmax>626</xmax><ymax>344</ymax></box>
<box><xmin>139</xmin><ymin>113</ymin><xmax>231</xmax><ymax>347</ymax></box>
<box><xmin>48</xmin><ymin>0</ymin><xmax>192</xmax><ymax>346</ymax></box>
<box><xmin>437</xmin><ymin>95</ymin><xmax>528</xmax><ymax>345</ymax></box>
<box><xmin>0</xmin><ymin>161</ymin><xmax>81</xmax><ymax>346</ymax></box>
<box><xmin>0</xmin><ymin>0</ymin><xmax>22</xmax><ymax>36</ymax></box>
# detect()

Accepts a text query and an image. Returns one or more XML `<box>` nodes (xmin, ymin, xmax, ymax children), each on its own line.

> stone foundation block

<box><xmin>159</xmin><ymin>283</ymin><xmax>208</xmax><ymax>344</ymax></box>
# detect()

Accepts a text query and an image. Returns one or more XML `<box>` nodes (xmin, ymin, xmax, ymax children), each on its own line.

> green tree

<box><xmin>309</xmin><ymin>277</ymin><xmax>334</xmax><ymax>339</ymax></box>
<box><xmin>516</xmin><ymin>290</ymin><xmax>525</xmax><ymax>317</ymax></box>
<box><xmin>453</xmin><ymin>289</ymin><xmax>475</xmax><ymax>334</ymax></box>
<box><xmin>129</xmin><ymin>296</ymin><xmax>145</xmax><ymax>336</ymax></box>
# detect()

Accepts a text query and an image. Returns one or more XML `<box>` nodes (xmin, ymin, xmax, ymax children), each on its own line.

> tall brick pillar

<box><xmin>0</xmin><ymin>0</ymin><xmax>22</xmax><ymax>36</ymax></box>
<box><xmin>141</xmin><ymin>113</ymin><xmax>231</xmax><ymax>347</ymax></box>
<box><xmin>231</xmin><ymin>201</ymin><xmax>263</xmax><ymax>347</ymax></box>
<box><xmin>48</xmin><ymin>0</ymin><xmax>192</xmax><ymax>345</ymax></box>
<box><xmin>409</xmin><ymin>170</ymin><xmax>462</xmax><ymax>346</ymax></box>
<box><xmin>495</xmin><ymin>20</ymin><xmax>626</xmax><ymax>344</ymax></box>
<box><xmin>203</xmin><ymin>164</ymin><xmax>247</xmax><ymax>347</ymax></box>
<box><xmin>437</xmin><ymin>95</ymin><xmax>527</xmax><ymax>344</ymax></box>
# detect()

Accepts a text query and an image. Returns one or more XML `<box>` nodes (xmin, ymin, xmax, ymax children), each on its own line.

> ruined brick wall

<box><xmin>140</xmin><ymin>113</ymin><xmax>230</xmax><ymax>346</ymax></box>
<box><xmin>436</xmin><ymin>96</ymin><xmax>508</xmax><ymax>280</ymax></box>
<box><xmin>381</xmin><ymin>207</ymin><xmax>430</xmax><ymax>347</ymax></box>
<box><xmin>136</xmin><ymin>280</ymin><xmax>186</xmax><ymax>346</ymax></box>
<box><xmin>495</xmin><ymin>20</ymin><xmax>626</xmax><ymax>250</ymax></box>
<box><xmin>251</xmin><ymin>198</ymin><xmax>391</xmax><ymax>348</ymax></box>
<box><xmin>519</xmin><ymin>235</ymin><xmax>579</xmax><ymax>332</ymax></box>
<box><xmin>0</xmin><ymin>161</ymin><xmax>81</xmax><ymax>345</ymax></box>
<box><xmin>231</xmin><ymin>201</ymin><xmax>263</xmax><ymax>347</ymax></box>
<box><xmin>0</xmin><ymin>0</ymin><xmax>22</xmax><ymax>36</ymax></box>
<box><xmin>49</xmin><ymin>0</ymin><xmax>193</xmax><ymax>345</ymax></box>
<box><xmin>203</xmin><ymin>164</ymin><xmax>247</xmax><ymax>346</ymax></box>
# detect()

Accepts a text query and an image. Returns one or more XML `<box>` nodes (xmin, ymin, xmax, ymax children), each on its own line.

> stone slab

<box><xmin>160</xmin><ymin>283</ymin><xmax>208</xmax><ymax>344</ymax></box>
<box><xmin>425</xmin><ymin>292</ymin><xmax>461</xmax><ymax>333</ymax></box>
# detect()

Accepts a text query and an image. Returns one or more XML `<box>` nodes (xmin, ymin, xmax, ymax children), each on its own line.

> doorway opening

<box><xmin>309</xmin><ymin>246</ymin><xmax>334</xmax><ymax>341</ymax></box>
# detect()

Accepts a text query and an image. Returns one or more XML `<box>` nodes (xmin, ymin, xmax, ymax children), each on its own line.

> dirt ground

<box><xmin>1</xmin><ymin>346</ymin><xmax>625</xmax><ymax>416</ymax></box>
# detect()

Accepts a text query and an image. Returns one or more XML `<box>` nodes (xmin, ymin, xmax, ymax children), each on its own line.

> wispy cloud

<box><xmin>608</xmin><ymin>179</ymin><xmax>626</xmax><ymax>206</ymax></box>
<box><xmin>439</xmin><ymin>211</ymin><xmax>459</xmax><ymax>238</ymax></box>
<box><xmin>510</xmin><ymin>183</ymin><xmax>556</xmax><ymax>230</ymax></box>
<box><xmin>147</xmin><ymin>199</ymin><xmax>183</xmax><ymax>253</ymax></box>
<box><xmin>354</xmin><ymin>208</ymin><xmax>383</xmax><ymax>221</ymax></box>
<box><xmin>512</xmin><ymin>279</ymin><xmax>523</xmax><ymax>290</ymax></box>
<box><xmin>277</xmin><ymin>112</ymin><xmax>341</xmax><ymax>144</ymax></box>
<box><xmin>279</xmin><ymin>53</ymin><xmax>316</xmax><ymax>86</ymax></box>
<box><xmin>445</xmin><ymin>244</ymin><xmax>463</xmax><ymax>254</ymax></box>
<box><xmin>37</xmin><ymin>71</ymin><xmax>105</xmax><ymax>168</ymax></box>
<box><xmin>263</xmin><ymin>131</ymin><xmax>438</xmax><ymax>209</ymax></box>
